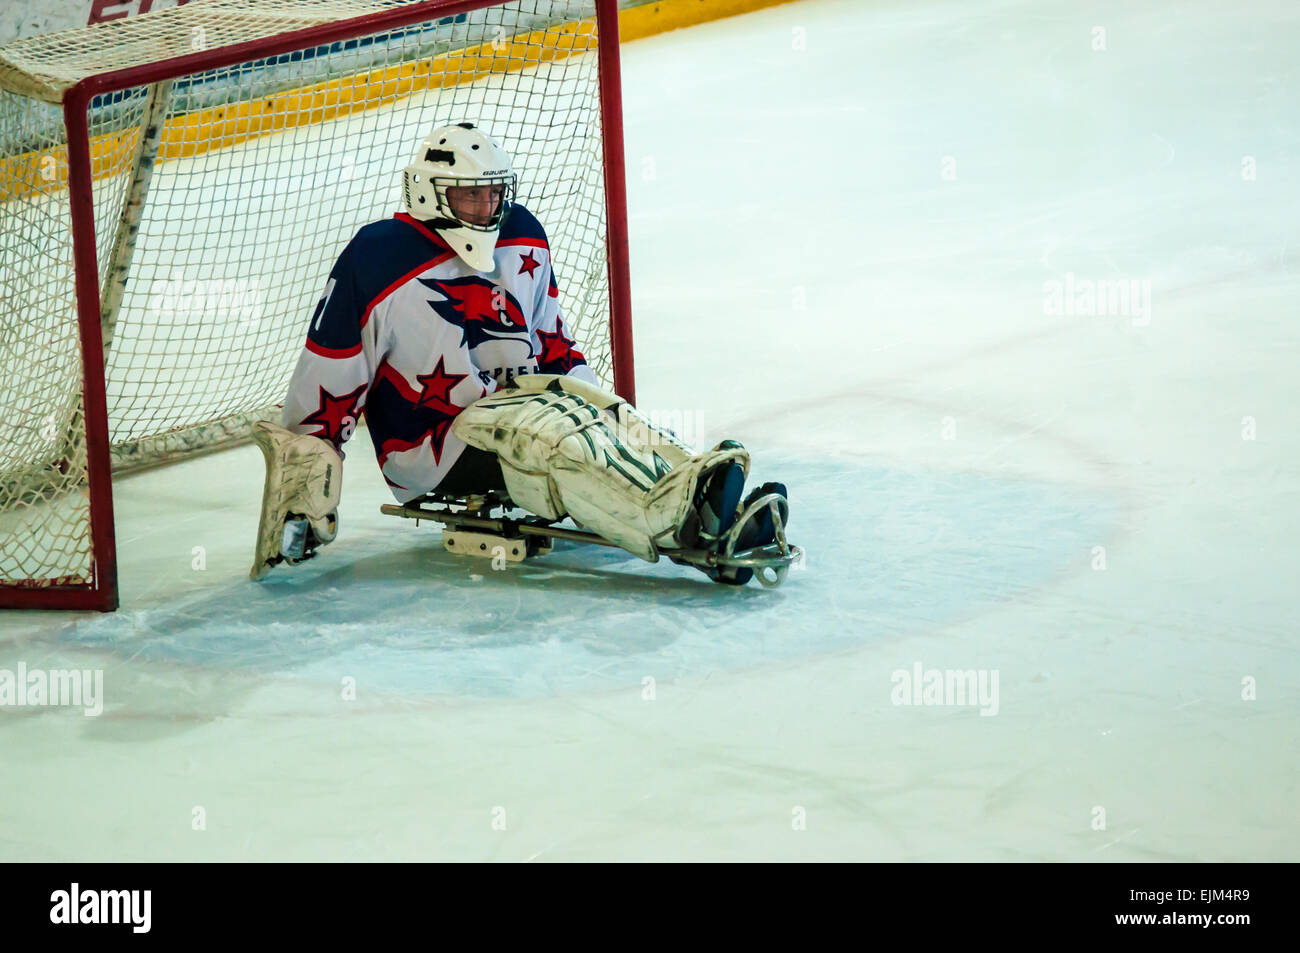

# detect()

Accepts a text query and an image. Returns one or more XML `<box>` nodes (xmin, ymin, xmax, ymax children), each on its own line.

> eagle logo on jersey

<box><xmin>418</xmin><ymin>276</ymin><xmax>535</xmax><ymax>354</ymax></box>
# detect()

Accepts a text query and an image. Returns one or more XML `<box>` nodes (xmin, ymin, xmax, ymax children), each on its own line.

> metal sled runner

<box><xmin>381</xmin><ymin>489</ymin><xmax>802</xmax><ymax>588</ymax></box>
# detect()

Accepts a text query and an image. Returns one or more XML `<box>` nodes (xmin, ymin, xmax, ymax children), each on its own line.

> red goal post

<box><xmin>0</xmin><ymin>0</ymin><xmax>635</xmax><ymax>611</ymax></box>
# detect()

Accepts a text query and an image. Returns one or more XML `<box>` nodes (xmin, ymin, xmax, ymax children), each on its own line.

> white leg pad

<box><xmin>250</xmin><ymin>421</ymin><xmax>343</xmax><ymax>578</ymax></box>
<box><xmin>451</xmin><ymin>375</ymin><xmax>748</xmax><ymax>561</ymax></box>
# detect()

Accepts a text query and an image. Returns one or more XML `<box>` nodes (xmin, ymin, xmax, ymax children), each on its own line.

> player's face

<box><xmin>446</xmin><ymin>183</ymin><xmax>505</xmax><ymax>227</ymax></box>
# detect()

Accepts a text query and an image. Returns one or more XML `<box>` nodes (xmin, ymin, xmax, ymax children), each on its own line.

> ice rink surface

<box><xmin>2</xmin><ymin>0</ymin><xmax>1298</xmax><ymax>860</ymax></box>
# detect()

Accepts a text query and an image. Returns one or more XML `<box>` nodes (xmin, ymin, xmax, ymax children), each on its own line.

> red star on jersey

<box><xmin>300</xmin><ymin>383</ymin><xmax>366</xmax><ymax>445</ymax></box>
<box><xmin>536</xmin><ymin>321</ymin><xmax>586</xmax><ymax>373</ymax></box>
<box><xmin>415</xmin><ymin>356</ymin><xmax>469</xmax><ymax>413</ymax></box>
<box><xmin>517</xmin><ymin>249</ymin><xmax>541</xmax><ymax>278</ymax></box>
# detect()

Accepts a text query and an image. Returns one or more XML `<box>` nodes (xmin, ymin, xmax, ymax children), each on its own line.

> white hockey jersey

<box><xmin>280</xmin><ymin>204</ymin><xmax>597</xmax><ymax>502</ymax></box>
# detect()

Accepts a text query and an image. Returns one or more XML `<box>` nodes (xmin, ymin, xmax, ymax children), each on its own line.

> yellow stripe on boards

<box><xmin>1</xmin><ymin>0</ymin><xmax>804</xmax><ymax>203</ymax></box>
<box><xmin>618</xmin><ymin>0</ymin><xmax>804</xmax><ymax>43</ymax></box>
<box><xmin>157</xmin><ymin>19</ymin><xmax>598</xmax><ymax>161</ymax></box>
<box><xmin>1</xmin><ymin>18</ymin><xmax>599</xmax><ymax>202</ymax></box>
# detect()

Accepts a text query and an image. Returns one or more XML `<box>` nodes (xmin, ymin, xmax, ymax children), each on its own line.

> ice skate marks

<box><xmin>58</xmin><ymin>458</ymin><xmax>1117</xmax><ymax>700</ymax></box>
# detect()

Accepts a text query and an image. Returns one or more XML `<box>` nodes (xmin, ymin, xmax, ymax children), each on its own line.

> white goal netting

<box><xmin>0</xmin><ymin>0</ymin><xmax>615</xmax><ymax>591</ymax></box>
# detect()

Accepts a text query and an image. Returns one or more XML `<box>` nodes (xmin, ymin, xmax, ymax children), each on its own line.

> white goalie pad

<box><xmin>250</xmin><ymin>421</ymin><xmax>343</xmax><ymax>579</ymax></box>
<box><xmin>451</xmin><ymin>374</ymin><xmax>749</xmax><ymax>561</ymax></box>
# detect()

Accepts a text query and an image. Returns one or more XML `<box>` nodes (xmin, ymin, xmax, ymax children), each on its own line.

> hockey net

<box><xmin>0</xmin><ymin>0</ymin><xmax>632</xmax><ymax>608</ymax></box>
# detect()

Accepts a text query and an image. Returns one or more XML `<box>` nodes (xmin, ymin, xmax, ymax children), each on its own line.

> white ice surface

<box><xmin>1</xmin><ymin>0</ymin><xmax>1297</xmax><ymax>861</ymax></box>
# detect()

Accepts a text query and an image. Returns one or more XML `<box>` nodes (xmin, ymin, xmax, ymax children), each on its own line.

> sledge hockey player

<box><xmin>252</xmin><ymin>122</ymin><xmax>794</xmax><ymax>586</ymax></box>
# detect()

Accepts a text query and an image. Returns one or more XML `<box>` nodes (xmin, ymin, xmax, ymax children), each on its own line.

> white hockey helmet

<box><xmin>402</xmin><ymin>122</ymin><xmax>517</xmax><ymax>272</ymax></box>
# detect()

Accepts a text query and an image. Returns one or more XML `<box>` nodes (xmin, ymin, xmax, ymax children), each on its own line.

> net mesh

<box><xmin>0</xmin><ymin>0</ymin><xmax>614</xmax><ymax>591</ymax></box>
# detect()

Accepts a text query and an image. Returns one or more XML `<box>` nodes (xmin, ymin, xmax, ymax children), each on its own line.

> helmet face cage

<box><xmin>432</xmin><ymin>174</ymin><xmax>517</xmax><ymax>232</ymax></box>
